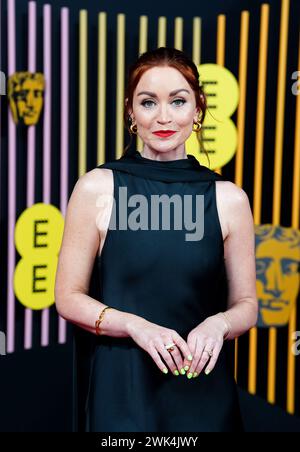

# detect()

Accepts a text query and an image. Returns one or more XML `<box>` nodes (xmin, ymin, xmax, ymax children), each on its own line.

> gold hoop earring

<box><xmin>130</xmin><ymin>123</ymin><xmax>138</xmax><ymax>134</ymax></box>
<box><xmin>193</xmin><ymin>121</ymin><xmax>202</xmax><ymax>132</ymax></box>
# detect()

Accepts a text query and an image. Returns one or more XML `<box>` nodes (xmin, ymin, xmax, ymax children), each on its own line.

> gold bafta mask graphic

<box><xmin>8</xmin><ymin>72</ymin><xmax>45</xmax><ymax>125</ymax></box>
<box><xmin>255</xmin><ymin>224</ymin><xmax>300</xmax><ymax>327</ymax></box>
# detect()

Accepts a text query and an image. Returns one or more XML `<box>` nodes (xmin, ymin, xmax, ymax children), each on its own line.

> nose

<box><xmin>264</xmin><ymin>263</ymin><xmax>284</xmax><ymax>297</ymax></box>
<box><xmin>27</xmin><ymin>90</ymin><xmax>35</xmax><ymax>107</ymax></box>
<box><xmin>157</xmin><ymin>103</ymin><xmax>172</xmax><ymax>124</ymax></box>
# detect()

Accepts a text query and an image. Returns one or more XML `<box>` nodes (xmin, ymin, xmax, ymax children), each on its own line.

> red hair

<box><xmin>123</xmin><ymin>47</ymin><xmax>209</xmax><ymax>165</ymax></box>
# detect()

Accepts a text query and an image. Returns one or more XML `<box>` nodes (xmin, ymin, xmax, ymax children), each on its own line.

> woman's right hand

<box><xmin>126</xmin><ymin>316</ymin><xmax>193</xmax><ymax>376</ymax></box>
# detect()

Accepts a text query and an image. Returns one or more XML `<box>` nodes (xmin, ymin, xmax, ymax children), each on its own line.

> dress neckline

<box><xmin>97</xmin><ymin>149</ymin><xmax>227</xmax><ymax>183</ymax></box>
<box><xmin>130</xmin><ymin>149</ymin><xmax>206</xmax><ymax>170</ymax></box>
<box><xmin>135</xmin><ymin>150</ymin><xmax>191</xmax><ymax>164</ymax></box>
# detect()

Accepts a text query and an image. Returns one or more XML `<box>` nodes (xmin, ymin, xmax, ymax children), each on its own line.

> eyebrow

<box><xmin>137</xmin><ymin>88</ymin><xmax>190</xmax><ymax>97</ymax></box>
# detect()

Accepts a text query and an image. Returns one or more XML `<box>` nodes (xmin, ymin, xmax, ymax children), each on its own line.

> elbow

<box><xmin>239</xmin><ymin>297</ymin><xmax>258</xmax><ymax>331</ymax></box>
<box><xmin>55</xmin><ymin>297</ymin><xmax>65</xmax><ymax>319</ymax></box>
<box><xmin>54</xmin><ymin>289</ymin><xmax>68</xmax><ymax>320</ymax></box>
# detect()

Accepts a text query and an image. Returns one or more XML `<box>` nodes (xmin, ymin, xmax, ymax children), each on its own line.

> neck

<box><xmin>140</xmin><ymin>149</ymin><xmax>188</xmax><ymax>161</ymax></box>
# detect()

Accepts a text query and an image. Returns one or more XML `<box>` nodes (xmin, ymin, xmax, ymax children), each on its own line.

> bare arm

<box><xmin>214</xmin><ymin>182</ymin><xmax>258</xmax><ymax>340</ymax></box>
<box><xmin>54</xmin><ymin>168</ymin><xmax>139</xmax><ymax>337</ymax></box>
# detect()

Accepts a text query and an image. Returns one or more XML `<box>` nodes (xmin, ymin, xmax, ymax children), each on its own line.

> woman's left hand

<box><xmin>183</xmin><ymin>314</ymin><xmax>229</xmax><ymax>378</ymax></box>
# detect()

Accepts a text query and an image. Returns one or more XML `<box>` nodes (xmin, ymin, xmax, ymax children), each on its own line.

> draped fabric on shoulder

<box><xmin>97</xmin><ymin>149</ymin><xmax>227</xmax><ymax>183</ymax></box>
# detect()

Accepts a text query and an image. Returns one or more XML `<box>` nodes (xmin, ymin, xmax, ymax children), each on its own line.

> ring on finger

<box><xmin>165</xmin><ymin>342</ymin><xmax>176</xmax><ymax>352</ymax></box>
<box><xmin>203</xmin><ymin>348</ymin><xmax>214</xmax><ymax>357</ymax></box>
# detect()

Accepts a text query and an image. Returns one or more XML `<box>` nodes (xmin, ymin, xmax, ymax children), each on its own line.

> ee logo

<box><xmin>186</xmin><ymin>63</ymin><xmax>239</xmax><ymax>170</ymax></box>
<box><xmin>14</xmin><ymin>203</ymin><xmax>64</xmax><ymax>310</ymax></box>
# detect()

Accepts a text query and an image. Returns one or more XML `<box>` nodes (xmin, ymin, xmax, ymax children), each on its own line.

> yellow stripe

<box><xmin>97</xmin><ymin>12</ymin><xmax>107</xmax><ymax>165</ymax></box>
<box><xmin>268</xmin><ymin>0</ymin><xmax>290</xmax><ymax>405</ymax></box>
<box><xmin>217</xmin><ymin>15</ymin><xmax>226</xmax><ymax>67</ymax></box>
<box><xmin>116</xmin><ymin>14</ymin><xmax>125</xmax><ymax>159</ymax></box>
<box><xmin>79</xmin><ymin>10</ymin><xmax>88</xmax><ymax>176</ymax></box>
<box><xmin>248</xmin><ymin>328</ymin><xmax>258</xmax><ymax>394</ymax></box>
<box><xmin>249</xmin><ymin>3</ymin><xmax>270</xmax><ymax>395</ymax></box>
<box><xmin>192</xmin><ymin>17</ymin><xmax>202</xmax><ymax>65</ymax></box>
<box><xmin>136</xmin><ymin>16</ymin><xmax>148</xmax><ymax>153</ymax></box>
<box><xmin>215</xmin><ymin>15</ymin><xmax>226</xmax><ymax>175</ymax></box>
<box><xmin>234</xmin><ymin>10</ymin><xmax>250</xmax><ymax>382</ymax></box>
<box><xmin>235</xmin><ymin>11</ymin><xmax>249</xmax><ymax>188</ymax></box>
<box><xmin>157</xmin><ymin>17</ymin><xmax>167</xmax><ymax>48</ymax></box>
<box><xmin>139</xmin><ymin>15</ymin><xmax>148</xmax><ymax>56</ymax></box>
<box><xmin>174</xmin><ymin>17</ymin><xmax>183</xmax><ymax>51</ymax></box>
<box><xmin>234</xmin><ymin>339</ymin><xmax>238</xmax><ymax>382</ymax></box>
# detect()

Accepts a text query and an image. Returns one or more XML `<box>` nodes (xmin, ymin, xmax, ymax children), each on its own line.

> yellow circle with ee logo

<box><xmin>14</xmin><ymin>203</ymin><xmax>64</xmax><ymax>310</ymax></box>
<box><xmin>186</xmin><ymin>63</ymin><xmax>239</xmax><ymax>170</ymax></box>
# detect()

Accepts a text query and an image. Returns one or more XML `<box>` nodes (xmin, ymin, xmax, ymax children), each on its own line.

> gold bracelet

<box><xmin>95</xmin><ymin>306</ymin><xmax>113</xmax><ymax>336</ymax></box>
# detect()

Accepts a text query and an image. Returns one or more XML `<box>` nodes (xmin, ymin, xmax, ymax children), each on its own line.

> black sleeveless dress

<box><xmin>81</xmin><ymin>149</ymin><xmax>244</xmax><ymax>432</ymax></box>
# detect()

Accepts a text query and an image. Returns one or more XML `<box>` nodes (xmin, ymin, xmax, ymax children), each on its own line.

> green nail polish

<box><xmin>184</xmin><ymin>365</ymin><xmax>189</xmax><ymax>371</ymax></box>
<box><xmin>187</xmin><ymin>355</ymin><xmax>193</xmax><ymax>361</ymax></box>
<box><xmin>205</xmin><ymin>368</ymin><xmax>211</xmax><ymax>375</ymax></box>
<box><xmin>187</xmin><ymin>372</ymin><xmax>193</xmax><ymax>379</ymax></box>
<box><xmin>162</xmin><ymin>368</ymin><xmax>168</xmax><ymax>374</ymax></box>
<box><xmin>180</xmin><ymin>368</ymin><xmax>186</xmax><ymax>375</ymax></box>
<box><xmin>193</xmin><ymin>372</ymin><xmax>198</xmax><ymax>378</ymax></box>
<box><xmin>173</xmin><ymin>370</ymin><xmax>179</xmax><ymax>376</ymax></box>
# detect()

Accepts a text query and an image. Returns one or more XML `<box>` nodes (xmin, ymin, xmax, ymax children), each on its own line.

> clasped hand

<box><xmin>183</xmin><ymin>314</ymin><xmax>228</xmax><ymax>378</ymax></box>
<box><xmin>127</xmin><ymin>313</ymin><xmax>228</xmax><ymax>378</ymax></box>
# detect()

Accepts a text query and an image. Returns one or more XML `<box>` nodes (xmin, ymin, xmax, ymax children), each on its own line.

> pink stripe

<box><xmin>0</xmin><ymin>2</ymin><xmax>1</xmax><ymax>338</ymax></box>
<box><xmin>24</xmin><ymin>1</ymin><xmax>36</xmax><ymax>350</ymax></box>
<box><xmin>28</xmin><ymin>2</ymin><xmax>36</xmax><ymax>72</ymax></box>
<box><xmin>0</xmin><ymin>0</ymin><xmax>2</xmax><ymax>69</ymax></box>
<box><xmin>43</xmin><ymin>5</ymin><xmax>51</xmax><ymax>204</ymax></box>
<box><xmin>58</xmin><ymin>7</ymin><xmax>69</xmax><ymax>343</ymax></box>
<box><xmin>41</xmin><ymin>4</ymin><xmax>52</xmax><ymax>346</ymax></box>
<box><xmin>7</xmin><ymin>0</ymin><xmax>16</xmax><ymax>353</ymax></box>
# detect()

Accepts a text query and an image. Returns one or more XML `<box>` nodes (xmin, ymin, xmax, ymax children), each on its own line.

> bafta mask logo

<box><xmin>255</xmin><ymin>224</ymin><xmax>300</xmax><ymax>327</ymax></box>
<box><xmin>8</xmin><ymin>72</ymin><xmax>45</xmax><ymax>125</ymax></box>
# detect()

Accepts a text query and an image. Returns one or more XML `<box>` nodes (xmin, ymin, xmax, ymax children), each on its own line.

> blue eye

<box><xmin>141</xmin><ymin>98</ymin><xmax>186</xmax><ymax>108</ymax></box>
<box><xmin>141</xmin><ymin>100</ymin><xmax>155</xmax><ymax>108</ymax></box>
<box><xmin>173</xmin><ymin>98</ymin><xmax>186</xmax><ymax>106</ymax></box>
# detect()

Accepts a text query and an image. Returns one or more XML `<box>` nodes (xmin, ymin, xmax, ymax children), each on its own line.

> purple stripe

<box><xmin>58</xmin><ymin>7</ymin><xmax>69</xmax><ymax>343</ymax></box>
<box><xmin>7</xmin><ymin>0</ymin><xmax>16</xmax><ymax>353</ymax></box>
<box><xmin>40</xmin><ymin>4</ymin><xmax>52</xmax><ymax>347</ymax></box>
<box><xmin>24</xmin><ymin>1</ymin><xmax>36</xmax><ymax>350</ymax></box>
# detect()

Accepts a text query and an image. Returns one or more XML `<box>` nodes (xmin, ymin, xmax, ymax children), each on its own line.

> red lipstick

<box><xmin>152</xmin><ymin>130</ymin><xmax>176</xmax><ymax>138</ymax></box>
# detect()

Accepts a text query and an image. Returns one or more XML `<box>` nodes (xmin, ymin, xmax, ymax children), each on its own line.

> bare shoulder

<box><xmin>73</xmin><ymin>167</ymin><xmax>113</xmax><ymax>198</ymax></box>
<box><xmin>215</xmin><ymin>180</ymin><xmax>249</xmax><ymax>204</ymax></box>
<box><xmin>215</xmin><ymin>181</ymin><xmax>252</xmax><ymax>240</ymax></box>
<box><xmin>66</xmin><ymin>167</ymin><xmax>114</xmax><ymax>229</ymax></box>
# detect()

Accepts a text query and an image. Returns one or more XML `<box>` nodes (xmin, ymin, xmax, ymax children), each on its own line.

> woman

<box><xmin>55</xmin><ymin>47</ymin><xmax>258</xmax><ymax>432</ymax></box>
